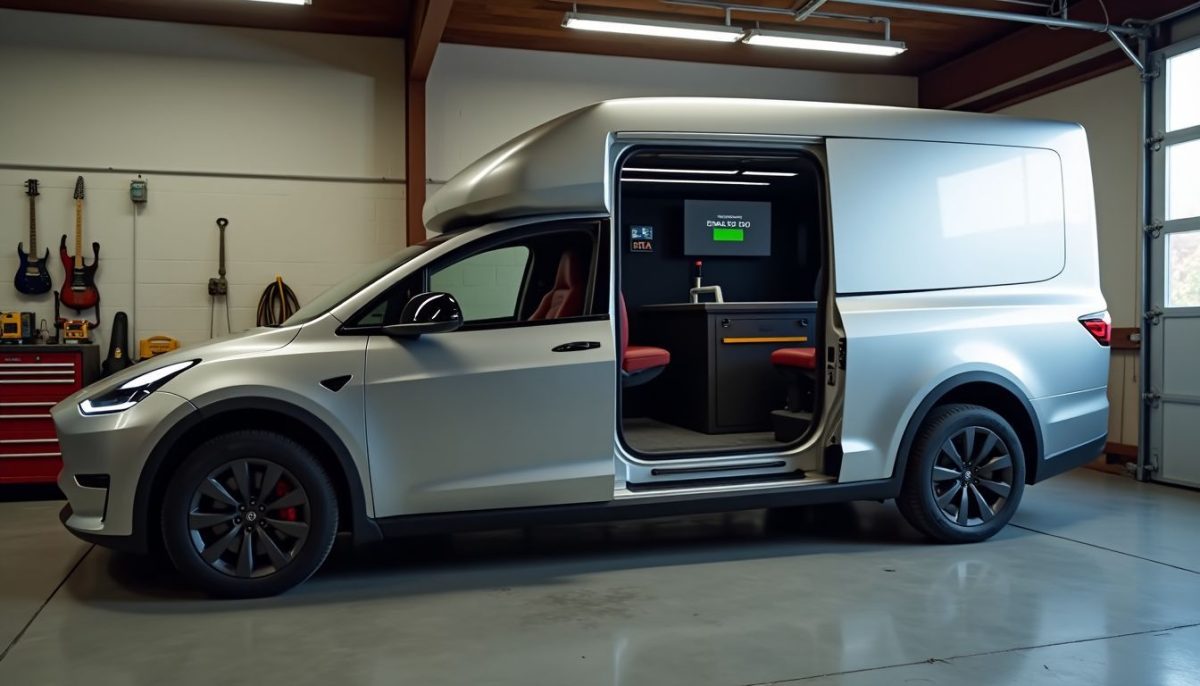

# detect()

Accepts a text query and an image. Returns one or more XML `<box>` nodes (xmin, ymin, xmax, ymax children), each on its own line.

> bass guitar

<box><xmin>14</xmin><ymin>179</ymin><xmax>51</xmax><ymax>295</ymax></box>
<box><xmin>59</xmin><ymin>176</ymin><xmax>100</xmax><ymax>312</ymax></box>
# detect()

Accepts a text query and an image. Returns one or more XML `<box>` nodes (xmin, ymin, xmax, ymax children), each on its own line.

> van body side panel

<box><xmin>834</xmin><ymin>290</ymin><xmax>1108</xmax><ymax>482</ymax></box>
<box><xmin>828</xmin><ymin>134</ymin><xmax>1107</xmax><ymax>483</ymax></box>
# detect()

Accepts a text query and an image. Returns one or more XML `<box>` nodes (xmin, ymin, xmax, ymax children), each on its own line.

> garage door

<box><xmin>1149</xmin><ymin>37</ymin><xmax>1200</xmax><ymax>487</ymax></box>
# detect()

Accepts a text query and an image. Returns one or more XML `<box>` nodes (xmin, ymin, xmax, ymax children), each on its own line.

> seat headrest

<box><xmin>554</xmin><ymin>250</ymin><xmax>585</xmax><ymax>289</ymax></box>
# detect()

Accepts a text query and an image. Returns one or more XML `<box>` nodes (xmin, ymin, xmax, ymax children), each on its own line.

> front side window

<box><xmin>430</xmin><ymin>245</ymin><xmax>530</xmax><ymax>322</ymax></box>
<box><xmin>345</xmin><ymin>223</ymin><xmax>603</xmax><ymax>330</ymax></box>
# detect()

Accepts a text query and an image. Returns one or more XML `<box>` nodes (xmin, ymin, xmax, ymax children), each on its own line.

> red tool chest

<box><xmin>0</xmin><ymin>345</ymin><xmax>99</xmax><ymax>484</ymax></box>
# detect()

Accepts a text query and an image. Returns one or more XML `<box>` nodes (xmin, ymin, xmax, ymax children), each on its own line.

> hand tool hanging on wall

<box><xmin>102</xmin><ymin>311</ymin><xmax>133</xmax><ymax>377</ymax></box>
<box><xmin>255</xmin><ymin>275</ymin><xmax>300</xmax><ymax>327</ymax></box>
<box><xmin>14</xmin><ymin>179</ymin><xmax>52</xmax><ymax>296</ymax></box>
<box><xmin>208</xmin><ymin>217</ymin><xmax>231</xmax><ymax>338</ymax></box>
<box><xmin>59</xmin><ymin>176</ymin><xmax>101</xmax><ymax>315</ymax></box>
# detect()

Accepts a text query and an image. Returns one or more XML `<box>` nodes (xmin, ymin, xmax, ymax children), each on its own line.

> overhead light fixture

<box><xmin>621</xmin><ymin>177</ymin><xmax>770</xmax><ymax>186</ymax></box>
<box><xmin>743</xmin><ymin>170</ymin><xmax>798</xmax><ymax>177</ymax></box>
<box><xmin>245</xmin><ymin>0</ymin><xmax>312</xmax><ymax>5</ymax></box>
<box><xmin>624</xmin><ymin>167</ymin><xmax>739</xmax><ymax>175</ymax></box>
<box><xmin>743</xmin><ymin>28</ymin><xmax>906</xmax><ymax>56</ymax></box>
<box><xmin>563</xmin><ymin>11</ymin><xmax>743</xmax><ymax>43</ymax></box>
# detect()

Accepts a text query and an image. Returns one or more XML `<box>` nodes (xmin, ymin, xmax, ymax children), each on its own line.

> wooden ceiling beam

<box><xmin>409</xmin><ymin>0</ymin><xmax>455</xmax><ymax>81</ymax></box>
<box><xmin>918</xmin><ymin>0</ymin><xmax>1181</xmax><ymax>111</ymax></box>
<box><xmin>406</xmin><ymin>1</ymin><xmax>453</xmax><ymax>246</ymax></box>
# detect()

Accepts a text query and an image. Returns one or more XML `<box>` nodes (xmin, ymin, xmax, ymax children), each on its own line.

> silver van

<box><xmin>53</xmin><ymin>98</ymin><xmax>1111</xmax><ymax>597</ymax></box>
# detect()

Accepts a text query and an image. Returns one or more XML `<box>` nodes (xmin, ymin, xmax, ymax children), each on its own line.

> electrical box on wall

<box><xmin>130</xmin><ymin>177</ymin><xmax>148</xmax><ymax>204</ymax></box>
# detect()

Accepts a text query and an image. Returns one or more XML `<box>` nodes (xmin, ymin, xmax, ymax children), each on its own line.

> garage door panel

<box><xmin>1161</xmin><ymin>318</ymin><xmax>1200</xmax><ymax>396</ymax></box>
<box><xmin>1159</xmin><ymin>403</ymin><xmax>1200</xmax><ymax>486</ymax></box>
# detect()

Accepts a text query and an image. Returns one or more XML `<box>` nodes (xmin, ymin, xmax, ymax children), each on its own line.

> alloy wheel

<box><xmin>930</xmin><ymin>426</ymin><xmax>1015</xmax><ymax>527</ymax></box>
<box><xmin>187</xmin><ymin>458</ymin><xmax>311</xmax><ymax>578</ymax></box>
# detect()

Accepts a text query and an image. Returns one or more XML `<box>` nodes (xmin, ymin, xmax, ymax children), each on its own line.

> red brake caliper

<box><xmin>275</xmin><ymin>480</ymin><xmax>298</xmax><ymax>522</ymax></box>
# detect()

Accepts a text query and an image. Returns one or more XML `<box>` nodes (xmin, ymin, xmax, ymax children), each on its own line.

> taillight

<box><xmin>1079</xmin><ymin>312</ymin><xmax>1111</xmax><ymax>347</ymax></box>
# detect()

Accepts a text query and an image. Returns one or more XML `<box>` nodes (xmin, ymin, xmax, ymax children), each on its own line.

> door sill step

<box><xmin>619</xmin><ymin>472</ymin><xmax>836</xmax><ymax>498</ymax></box>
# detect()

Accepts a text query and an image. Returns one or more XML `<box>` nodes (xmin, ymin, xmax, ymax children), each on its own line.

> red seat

<box><xmin>619</xmin><ymin>294</ymin><xmax>670</xmax><ymax>376</ymax></box>
<box><xmin>624</xmin><ymin>346</ymin><xmax>671</xmax><ymax>373</ymax></box>
<box><xmin>529</xmin><ymin>250</ymin><xmax>585</xmax><ymax>321</ymax></box>
<box><xmin>770</xmin><ymin>347</ymin><xmax>816</xmax><ymax>370</ymax></box>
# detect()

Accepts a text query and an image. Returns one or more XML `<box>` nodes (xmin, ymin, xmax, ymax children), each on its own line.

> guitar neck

<box><xmin>74</xmin><ymin>200</ymin><xmax>83</xmax><ymax>269</ymax></box>
<box><xmin>28</xmin><ymin>196</ymin><xmax>36</xmax><ymax>255</ymax></box>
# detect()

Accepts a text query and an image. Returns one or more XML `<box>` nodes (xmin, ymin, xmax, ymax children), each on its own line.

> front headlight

<box><xmin>78</xmin><ymin>360</ymin><xmax>199</xmax><ymax>416</ymax></box>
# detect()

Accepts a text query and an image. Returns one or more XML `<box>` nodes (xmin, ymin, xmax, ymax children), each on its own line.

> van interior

<box><xmin>616</xmin><ymin>148</ymin><xmax>827</xmax><ymax>458</ymax></box>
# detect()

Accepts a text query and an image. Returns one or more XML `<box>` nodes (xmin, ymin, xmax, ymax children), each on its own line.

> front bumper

<box><xmin>53</xmin><ymin>390</ymin><xmax>197</xmax><ymax>544</ymax></box>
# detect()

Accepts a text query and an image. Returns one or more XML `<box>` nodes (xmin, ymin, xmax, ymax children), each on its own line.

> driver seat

<box><xmin>529</xmin><ymin>250</ymin><xmax>585</xmax><ymax>321</ymax></box>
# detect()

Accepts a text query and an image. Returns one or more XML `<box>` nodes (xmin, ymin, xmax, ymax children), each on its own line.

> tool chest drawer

<box><xmin>0</xmin><ymin>345</ymin><xmax>99</xmax><ymax>484</ymax></box>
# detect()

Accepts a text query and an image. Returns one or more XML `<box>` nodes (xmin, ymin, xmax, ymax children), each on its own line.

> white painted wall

<box><xmin>1001</xmin><ymin>67</ymin><xmax>1143</xmax><ymax>447</ymax></box>
<box><xmin>425</xmin><ymin>43</ymin><xmax>918</xmax><ymax>182</ymax></box>
<box><xmin>0</xmin><ymin>9</ymin><xmax>406</xmax><ymax>356</ymax></box>
<box><xmin>0</xmin><ymin>10</ymin><xmax>405</xmax><ymax>179</ymax></box>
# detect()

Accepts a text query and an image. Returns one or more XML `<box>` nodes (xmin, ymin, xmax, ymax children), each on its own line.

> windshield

<box><xmin>283</xmin><ymin>234</ymin><xmax>454</xmax><ymax>326</ymax></box>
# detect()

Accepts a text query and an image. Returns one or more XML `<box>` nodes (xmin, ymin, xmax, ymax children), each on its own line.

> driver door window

<box><xmin>430</xmin><ymin>245</ymin><xmax>530</xmax><ymax>322</ymax></box>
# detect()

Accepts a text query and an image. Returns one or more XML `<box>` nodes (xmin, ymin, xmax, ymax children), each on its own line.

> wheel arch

<box><xmin>132</xmin><ymin>397</ymin><xmax>381</xmax><ymax>554</ymax></box>
<box><xmin>893</xmin><ymin>372</ymin><xmax>1044</xmax><ymax>486</ymax></box>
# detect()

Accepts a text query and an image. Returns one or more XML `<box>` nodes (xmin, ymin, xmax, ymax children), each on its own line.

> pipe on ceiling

<box><xmin>833</xmin><ymin>0</ymin><xmax>1144</xmax><ymax>35</ymax></box>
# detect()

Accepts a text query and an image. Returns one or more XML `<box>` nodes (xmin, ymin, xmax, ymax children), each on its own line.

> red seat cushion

<box><xmin>624</xmin><ymin>345</ymin><xmax>671</xmax><ymax>373</ymax></box>
<box><xmin>771</xmin><ymin>347</ymin><xmax>816</xmax><ymax>370</ymax></box>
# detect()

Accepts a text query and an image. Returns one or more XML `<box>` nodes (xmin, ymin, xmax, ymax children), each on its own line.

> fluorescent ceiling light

<box><xmin>246</xmin><ymin>0</ymin><xmax>311</xmax><ymax>5</ymax></box>
<box><xmin>743</xmin><ymin>171</ymin><xmax>798</xmax><ymax>177</ymax></box>
<box><xmin>621</xmin><ymin>177</ymin><xmax>769</xmax><ymax>186</ymax></box>
<box><xmin>563</xmin><ymin>12</ymin><xmax>743</xmax><ymax>43</ymax></box>
<box><xmin>624</xmin><ymin>167</ymin><xmax>739</xmax><ymax>175</ymax></box>
<box><xmin>744</xmin><ymin>29</ymin><xmax>906</xmax><ymax>56</ymax></box>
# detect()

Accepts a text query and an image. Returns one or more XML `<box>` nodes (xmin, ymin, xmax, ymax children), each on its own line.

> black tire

<box><xmin>161</xmin><ymin>430</ymin><xmax>338</xmax><ymax>598</ymax></box>
<box><xmin>896</xmin><ymin>404</ymin><xmax>1025</xmax><ymax>543</ymax></box>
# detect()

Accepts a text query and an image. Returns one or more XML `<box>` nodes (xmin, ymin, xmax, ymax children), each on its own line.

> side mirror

<box><xmin>382</xmin><ymin>292</ymin><xmax>463</xmax><ymax>338</ymax></box>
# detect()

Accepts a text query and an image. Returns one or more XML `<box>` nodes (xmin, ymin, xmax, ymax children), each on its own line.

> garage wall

<box><xmin>0</xmin><ymin>9</ymin><xmax>405</xmax><ymax>354</ymax></box>
<box><xmin>425</xmin><ymin>43</ymin><xmax>918</xmax><ymax>182</ymax></box>
<box><xmin>1000</xmin><ymin>67</ymin><xmax>1142</xmax><ymax>447</ymax></box>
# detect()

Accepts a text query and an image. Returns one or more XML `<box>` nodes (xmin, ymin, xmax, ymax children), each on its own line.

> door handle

<box><xmin>552</xmin><ymin>341</ymin><xmax>601</xmax><ymax>352</ymax></box>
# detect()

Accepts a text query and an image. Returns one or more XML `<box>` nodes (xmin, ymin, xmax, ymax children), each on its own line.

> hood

<box><xmin>74</xmin><ymin>325</ymin><xmax>301</xmax><ymax>401</ymax></box>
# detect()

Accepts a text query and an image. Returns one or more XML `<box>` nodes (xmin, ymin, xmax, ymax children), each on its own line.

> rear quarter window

<box><xmin>827</xmin><ymin>139</ymin><xmax>1065</xmax><ymax>294</ymax></box>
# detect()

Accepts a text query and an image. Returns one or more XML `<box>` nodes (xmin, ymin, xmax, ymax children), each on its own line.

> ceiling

<box><xmin>443</xmin><ymin>0</ymin><xmax>1030</xmax><ymax>76</ymax></box>
<box><xmin>0</xmin><ymin>0</ymin><xmax>1074</xmax><ymax>75</ymax></box>
<box><xmin>0</xmin><ymin>0</ymin><xmax>1191</xmax><ymax>106</ymax></box>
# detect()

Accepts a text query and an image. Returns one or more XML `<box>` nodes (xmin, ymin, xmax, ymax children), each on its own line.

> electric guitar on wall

<box><xmin>15</xmin><ymin>179</ymin><xmax>52</xmax><ymax>295</ymax></box>
<box><xmin>59</xmin><ymin>176</ymin><xmax>100</xmax><ymax>312</ymax></box>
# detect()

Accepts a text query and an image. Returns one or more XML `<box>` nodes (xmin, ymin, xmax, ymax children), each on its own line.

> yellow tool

<box><xmin>0</xmin><ymin>312</ymin><xmax>30</xmax><ymax>341</ymax></box>
<box><xmin>139</xmin><ymin>335</ymin><xmax>180</xmax><ymax>359</ymax></box>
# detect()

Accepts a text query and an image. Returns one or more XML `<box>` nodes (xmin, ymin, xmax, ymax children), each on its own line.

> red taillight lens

<box><xmin>1079</xmin><ymin>313</ymin><xmax>1111</xmax><ymax>346</ymax></box>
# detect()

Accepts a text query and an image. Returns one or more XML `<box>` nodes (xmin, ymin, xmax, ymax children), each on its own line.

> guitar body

<box><xmin>59</xmin><ymin>235</ymin><xmax>100</xmax><ymax>311</ymax></box>
<box><xmin>14</xmin><ymin>243</ymin><xmax>52</xmax><ymax>295</ymax></box>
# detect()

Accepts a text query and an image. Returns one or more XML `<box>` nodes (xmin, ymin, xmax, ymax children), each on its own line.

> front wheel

<box><xmin>161</xmin><ymin>430</ymin><xmax>338</xmax><ymax>598</ymax></box>
<box><xmin>896</xmin><ymin>404</ymin><xmax>1025</xmax><ymax>543</ymax></box>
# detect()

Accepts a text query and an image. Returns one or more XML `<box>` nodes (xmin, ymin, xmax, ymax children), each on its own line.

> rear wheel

<box><xmin>896</xmin><ymin>404</ymin><xmax>1025</xmax><ymax>543</ymax></box>
<box><xmin>161</xmin><ymin>430</ymin><xmax>338</xmax><ymax>597</ymax></box>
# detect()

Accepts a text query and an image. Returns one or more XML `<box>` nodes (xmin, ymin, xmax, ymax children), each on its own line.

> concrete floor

<box><xmin>1</xmin><ymin>469</ymin><xmax>1199</xmax><ymax>685</ymax></box>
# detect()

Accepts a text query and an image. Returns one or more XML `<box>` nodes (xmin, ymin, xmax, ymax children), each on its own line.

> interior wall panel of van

<box><xmin>827</xmin><ymin>139</ymin><xmax>1066</xmax><ymax>295</ymax></box>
